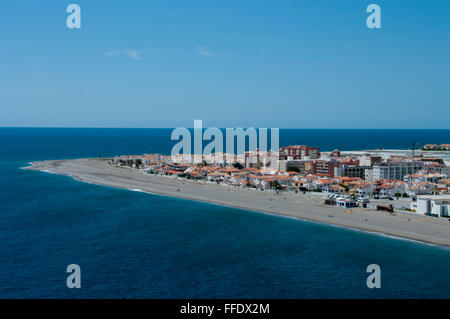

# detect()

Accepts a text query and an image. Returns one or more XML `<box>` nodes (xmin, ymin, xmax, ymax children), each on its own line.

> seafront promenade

<box><xmin>27</xmin><ymin>158</ymin><xmax>450</xmax><ymax>247</ymax></box>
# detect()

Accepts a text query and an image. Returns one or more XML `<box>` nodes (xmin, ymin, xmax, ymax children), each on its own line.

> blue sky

<box><xmin>0</xmin><ymin>0</ymin><xmax>449</xmax><ymax>128</ymax></box>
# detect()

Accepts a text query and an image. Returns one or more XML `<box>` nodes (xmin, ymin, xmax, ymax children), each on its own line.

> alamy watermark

<box><xmin>171</xmin><ymin>120</ymin><xmax>279</xmax><ymax>169</ymax></box>
<box><xmin>66</xmin><ymin>264</ymin><xmax>81</xmax><ymax>288</ymax></box>
<box><xmin>65</xmin><ymin>4</ymin><xmax>381</xmax><ymax>30</ymax></box>
<box><xmin>367</xmin><ymin>4</ymin><xmax>381</xmax><ymax>29</ymax></box>
<box><xmin>66</xmin><ymin>4</ymin><xmax>81</xmax><ymax>29</ymax></box>
<box><xmin>366</xmin><ymin>264</ymin><xmax>381</xmax><ymax>289</ymax></box>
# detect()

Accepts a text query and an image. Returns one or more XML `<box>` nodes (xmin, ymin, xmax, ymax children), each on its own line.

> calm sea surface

<box><xmin>1</xmin><ymin>128</ymin><xmax>450</xmax><ymax>298</ymax></box>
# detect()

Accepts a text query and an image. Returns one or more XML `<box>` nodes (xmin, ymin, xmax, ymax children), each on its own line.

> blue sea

<box><xmin>1</xmin><ymin>128</ymin><xmax>450</xmax><ymax>298</ymax></box>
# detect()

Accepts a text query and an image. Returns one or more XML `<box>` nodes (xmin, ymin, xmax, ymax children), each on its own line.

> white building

<box><xmin>336</xmin><ymin>197</ymin><xmax>356</xmax><ymax>208</ymax></box>
<box><xmin>372</xmin><ymin>160</ymin><xmax>424</xmax><ymax>181</ymax></box>
<box><xmin>365</xmin><ymin>168</ymin><xmax>374</xmax><ymax>182</ymax></box>
<box><xmin>426</xmin><ymin>164</ymin><xmax>450</xmax><ymax>176</ymax></box>
<box><xmin>356</xmin><ymin>184</ymin><xmax>375</xmax><ymax>197</ymax></box>
<box><xmin>377</xmin><ymin>183</ymin><xmax>407</xmax><ymax>198</ymax></box>
<box><xmin>410</xmin><ymin>195</ymin><xmax>450</xmax><ymax>217</ymax></box>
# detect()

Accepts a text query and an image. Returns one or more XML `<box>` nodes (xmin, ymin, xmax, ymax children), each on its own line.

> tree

<box><xmin>233</xmin><ymin>162</ymin><xmax>244</xmax><ymax>169</ymax></box>
<box><xmin>135</xmin><ymin>159</ymin><xmax>142</xmax><ymax>168</ymax></box>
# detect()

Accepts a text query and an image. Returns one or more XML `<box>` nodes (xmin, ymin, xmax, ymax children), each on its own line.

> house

<box><xmin>406</xmin><ymin>182</ymin><xmax>434</xmax><ymax>196</ymax></box>
<box><xmin>207</xmin><ymin>172</ymin><xmax>227</xmax><ymax>183</ymax></box>
<box><xmin>376</xmin><ymin>182</ymin><xmax>406</xmax><ymax>198</ymax></box>
<box><xmin>229</xmin><ymin>172</ymin><xmax>247</xmax><ymax>186</ymax></box>
<box><xmin>327</xmin><ymin>184</ymin><xmax>346</xmax><ymax>194</ymax></box>
<box><xmin>261</xmin><ymin>178</ymin><xmax>277</xmax><ymax>190</ymax></box>
<box><xmin>404</xmin><ymin>172</ymin><xmax>447</xmax><ymax>183</ymax></box>
<box><xmin>165</xmin><ymin>169</ymin><xmax>184</xmax><ymax>176</ymax></box>
<box><xmin>437</xmin><ymin>179</ymin><xmax>450</xmax><ymax>194</ymax></box>
<box><xmin>356</xmin><ymin>184</ymin><xmax>375</xmax><ymax>197</ymax></box>
<box><xmin>275</xmin><ymin>175</ymin><xmax>292</xmax><ymax>189</ymax></box>
<box><xmin>313</xmin><ymin>179</ymin><xmax>332</xmax><ymax>191</ymax></box>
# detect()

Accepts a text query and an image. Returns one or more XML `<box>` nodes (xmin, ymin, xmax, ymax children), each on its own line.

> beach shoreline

<box><xmin>25</xmin><ymin>158</ymin><xmax>450</xmax><ymax>248</ymax></box>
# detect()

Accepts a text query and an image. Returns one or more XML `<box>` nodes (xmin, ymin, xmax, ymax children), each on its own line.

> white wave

<box><xmin>129</xmin><ymin>188</ymin><xmax>146</xmax><ymax>193</ymax></box>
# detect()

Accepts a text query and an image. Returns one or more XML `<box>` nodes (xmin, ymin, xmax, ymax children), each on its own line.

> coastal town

<box><xmin>112</xmin><ymin>145</ymin><xmax>450</xmax><ymax>218</ymax></box>
<box><xmin>422</xmin><ymin>144</ymin><xmax>450</xmax><ymax>151</ymax></box>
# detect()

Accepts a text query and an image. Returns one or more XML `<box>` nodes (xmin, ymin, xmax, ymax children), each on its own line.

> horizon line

<box><xmin>1</xmin><ymin>126</ymin><xmax>450</xmax><ymax>130</ymax></box>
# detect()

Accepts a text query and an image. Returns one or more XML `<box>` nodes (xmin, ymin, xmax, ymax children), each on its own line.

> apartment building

<box><xmin>279</xmin><ymin>145</ymin><xmax>320</xmax><ymax>160</ymax></box>
<box><xmin>315</xmin><ymin>160</ymin><xmax>339</xmax><ymax>177</ymax></box>
<box><xmin>372</xmin><ymin>160</ymin><xmax>424</xmax><ymax>181</ymax></box>
<box><xmin>334</xmin><ymin>164</ymin><xmax>370</xmax><ymax>179</ymax></box>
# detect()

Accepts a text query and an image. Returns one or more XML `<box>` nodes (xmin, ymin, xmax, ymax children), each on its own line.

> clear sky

<box><xmin>1</xmin><ymin>0</ymin><xmax>449</xmax><ymax>128</ymax></box>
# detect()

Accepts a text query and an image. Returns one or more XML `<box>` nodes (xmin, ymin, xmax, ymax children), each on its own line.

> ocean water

<box><xmin>1</xmin><ymin>128</ymin><xmax>450</xmax><ymax>298</ymax></box>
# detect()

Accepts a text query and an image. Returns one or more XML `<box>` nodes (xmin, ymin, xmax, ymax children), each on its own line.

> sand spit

<box><xmin>26</xmin><ymin>158</ymin><xmax>450</xmax><ymax>248</ymax></box>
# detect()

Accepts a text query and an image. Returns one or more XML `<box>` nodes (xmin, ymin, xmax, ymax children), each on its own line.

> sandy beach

<box><xmin>26</xmin><ymin>158</ymin><xmax>450</xmax><ymax>247</ymax></box>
